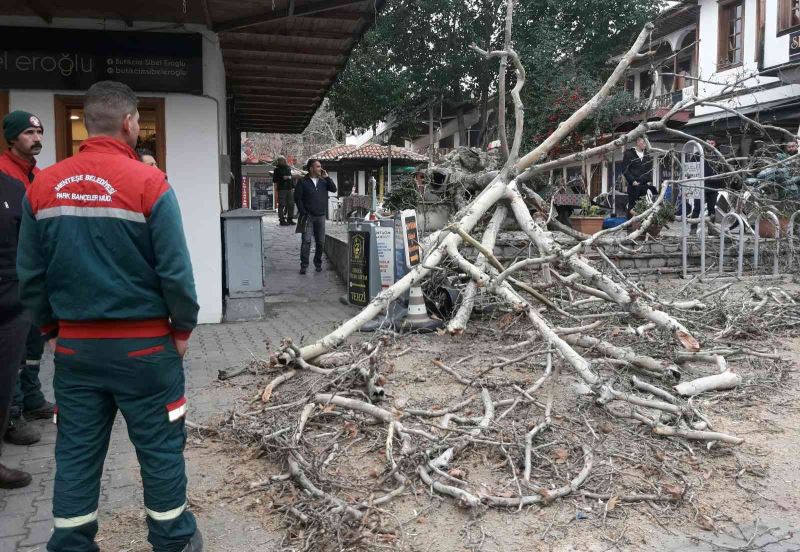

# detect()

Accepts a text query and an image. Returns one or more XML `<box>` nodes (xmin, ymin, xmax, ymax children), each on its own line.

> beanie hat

<box><xmin>3</xmin><ymin>111</ymin><xmax>43</xmax><ymax>142</ymax></box>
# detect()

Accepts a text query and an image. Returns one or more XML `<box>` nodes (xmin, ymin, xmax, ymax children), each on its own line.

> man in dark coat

<box><xmin>690</xmin><ymin>135</ymin><xmax>724</xmax><ymax>233</ymax></box>
<box><xmin>273</xmin><ymin>156</ymin><xmax>294</xmax><ymax>225</ymax></box>
<box><xmin>0</xmin><ymin>110</ymin><xmax>53</xmax><ymax>447</ymax></box>
<box><xmin>294</xmin><ymin>159</ymin><xmax>336</xmax><ymax>274</ymax></box>
<box><xmin>0</xmin><ymin>170</ymin><xmax>33</xmax><ymax>489</ymax></box>
<box><xmin>622</xmin><ymin>136</ymin><xmax>656</xmax><ymax>217</ymax></box>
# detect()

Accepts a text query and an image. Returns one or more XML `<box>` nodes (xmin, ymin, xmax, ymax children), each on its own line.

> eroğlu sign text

<box><xmin>0</xmin><ymin>27</ymin><xmax>202</xmax><ymax>94</ymax></box>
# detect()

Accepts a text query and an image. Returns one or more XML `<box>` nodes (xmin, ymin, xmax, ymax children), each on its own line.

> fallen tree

<box><xmin>212</xmin><ymin>3</ymin><xmax>800</xmax><ymax>548</ymax></box>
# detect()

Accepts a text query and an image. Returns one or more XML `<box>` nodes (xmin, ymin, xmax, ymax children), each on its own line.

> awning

<box><xmin>1</xmin><ymin>0</ymin><xmax>384</xmax><ymax>134</ymax></box>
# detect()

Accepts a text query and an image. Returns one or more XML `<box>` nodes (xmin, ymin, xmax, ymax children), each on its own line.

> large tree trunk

<box><xmin>428</xmin><ymin>103</ymin><xmax>435</xmax><ymax>168</ymax></box>
<box><xmin>456</xmin><ymin>105</ymin><xmax>468</xmax><ymax>146</ymax></box>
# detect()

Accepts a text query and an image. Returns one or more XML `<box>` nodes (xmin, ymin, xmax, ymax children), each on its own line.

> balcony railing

<box><xmin>653</xmin><ymin>86</ymin><xmax>695</xmax><ymax>109</ymax></box>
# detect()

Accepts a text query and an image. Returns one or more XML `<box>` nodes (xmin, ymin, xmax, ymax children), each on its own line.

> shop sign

<box><xmin>348</xmin><ymin>231</ymin><xmax>370</xmax><ymax>306</ymax></box>
<box><xmin>0</xmin><ymin>27</ymin><xmax>202</xmax><ymax>93</ymax></box>
<box><xmin>791</xmin><ymin>30</ymin><xmax>800</xmax><ymax>59</ymax></box>
<box><xmin>374</xmin><ymin>225</ymin><xmax>394</xmax><ymax>289</ymax></box>
<box><xmin>241</xmin><ymin>177</ymin><xmax>250</xmax><ymax>208</ymax></box>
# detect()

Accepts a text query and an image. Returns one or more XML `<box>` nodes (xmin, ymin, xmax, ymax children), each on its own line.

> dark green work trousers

<box><xmin>47</xmin><ymin>335</ymin><xmax>196</xmax><ymax>552</ymax></box>
<box><xmin>11</xmin><ymin>324</ymin><xmax>46</xmax><ymax>417</ymax></box>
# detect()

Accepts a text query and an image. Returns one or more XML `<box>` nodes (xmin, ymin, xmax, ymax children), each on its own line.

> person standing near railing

<box><xmin>690</xmin><ymin>135</ymin><xmax>724</xmax><ymax>234</ymax></box>
<box><xmin>622</xmin><ymin>136</ymin><xmax>656</xmax><ymax>218</ymax></box>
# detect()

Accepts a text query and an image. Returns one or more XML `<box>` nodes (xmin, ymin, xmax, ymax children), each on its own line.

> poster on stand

<box><xmin>374</xmin><ymin>225</ymin><xmax>395</xmax><ymax>290</ymax></box>
<box><xmin>400</xmin><ymin>209</ymin><xmax>420</xmax><ymax>267</ymax></box>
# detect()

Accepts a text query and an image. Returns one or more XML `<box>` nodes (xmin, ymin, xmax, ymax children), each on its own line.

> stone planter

<box><xmin>646</xmin><ymin>224</ymin><xmax>663</xmax><ymax>237</ymax></box>
<box><xmin>570</xmin><ymin>216</ymin><xmax>604</xmax><ymax>235</ymax></box>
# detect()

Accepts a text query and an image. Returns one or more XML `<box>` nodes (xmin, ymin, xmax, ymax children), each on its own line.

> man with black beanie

<box><xmin>0</xmin><ymin>110</ymin><xmax>53</xmax><ymax>447</ymax></box>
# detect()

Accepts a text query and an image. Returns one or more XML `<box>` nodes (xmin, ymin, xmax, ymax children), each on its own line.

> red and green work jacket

<box><xmin>17</xmin><ymin>136</ymin><xmax>199</xmax><ymax>340</ymax></box>
<box><xmin>0</xmin><ymin>149</ymin><xmax>39</xmax><ymax>187</ymax></box>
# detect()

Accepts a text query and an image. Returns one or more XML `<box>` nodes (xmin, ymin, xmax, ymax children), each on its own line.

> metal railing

<box><xmin>754</xmin><ymin>212</ymin><xmax>781</xmax><ymax>276</ymax></box>
<box><xmin>718</xmin><ymin>213</ymin><xmax>745</xmax><ymax>278</ymax></box>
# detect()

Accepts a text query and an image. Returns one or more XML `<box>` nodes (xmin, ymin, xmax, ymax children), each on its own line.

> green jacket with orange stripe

<box><xmin>17</xmin><ymin>136</ymin><xmax>199</xmax><ymax>341</ymax></box>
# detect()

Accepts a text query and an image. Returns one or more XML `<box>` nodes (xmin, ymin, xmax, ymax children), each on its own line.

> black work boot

<box><xmin>24</xmin><ymin>400</ymin><xmax>56</xmax><ymax>420</ymax></box>
<box><xmin>0</xmin><ymin>462</ymin><xmax>32</xmax><ymax>489</ymax></box>
<box><xmin>4</xmin><ymin>416</ymin><xmax>41</xmax><ymax>445</ymax></box>
<box><xmin>181</xmin><ymin>529</ymin><xmax>204</xmax><ymax>551</ymax></box>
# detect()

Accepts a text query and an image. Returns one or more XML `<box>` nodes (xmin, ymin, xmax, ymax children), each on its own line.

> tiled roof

<box><xmin>313</xmin><ymin>145</ymin><xmax>359</xmax><ymax>160</ymax></box>
<box><xmin>346</xmin><ymin>144</ymin><xmax>428</xmax><ymax>162</ymax></box>
<box><xmin>314</xmin><ymin>143</ymin><xmax>428</xmax><ymax>163</ymax></box>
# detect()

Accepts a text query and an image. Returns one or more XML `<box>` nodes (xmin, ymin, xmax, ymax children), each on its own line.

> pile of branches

<box><xmin>215</xmin><ymin>282</ymin><xmax>793</xmax><ymax>549</ymax></box>
<box><xmin>211</xmin><ymin>4</ymin><xmax>800</xmax><ymax>548</ymax></box>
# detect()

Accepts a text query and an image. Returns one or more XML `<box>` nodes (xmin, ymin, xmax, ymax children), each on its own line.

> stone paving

<box><xmin>0</xmin><ymin>212</ymin><xmax>356</xmax><ymax>551</ymax></box>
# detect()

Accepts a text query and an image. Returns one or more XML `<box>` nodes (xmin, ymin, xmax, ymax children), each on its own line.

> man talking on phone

<box><xmin>294</xmin><ymin>158</ymin><xmax>336</xmax><ymax>274</ymax></box>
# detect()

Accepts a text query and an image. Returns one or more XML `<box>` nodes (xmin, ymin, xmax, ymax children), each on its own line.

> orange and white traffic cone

<box><xmin>401</xmin><ymin>284</ymin><xmax>442</xmax><ymax>332</ymax></box>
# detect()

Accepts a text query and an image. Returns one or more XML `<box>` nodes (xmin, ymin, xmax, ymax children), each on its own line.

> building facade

<box><xmin>561</xmin><ymin>0</ymin><xmax>800</xmax><ymax>200</ymax></box>
<box><xmin>0</xmin><ymin>17</ymin><xmax>227</xmax><ymax>323</ymax></box>
<box><xmin>0</xmin><ymin>0</ymin><xmax>383</xmax><ymax>323</ymax></box>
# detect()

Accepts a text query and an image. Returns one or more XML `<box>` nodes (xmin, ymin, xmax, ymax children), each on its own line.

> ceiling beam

<box><xmin>237</xmin><ymin>108</ymin><xmax>316</xmax><ymax>115</ymax></box>
<box><xmin>229</xmin><ymin>76</ymin><xmax>333</xmax><ymax>87</ymax></box>
<box><xmin>235</xmin><ymin>105</ymin><xmax>317</xmax><ymax>113</ymax></box>
<box><xmin>223</xmin><ymin>44</ymin><xmax>343</xmax><ymax>58</ymax></box>
<box><xmin>234</xmin><ymin>93</ymin><xmax>322</xmax><ymax>102</ymax></box>
<box><xmin>225</xmin><ymin>61</ymin><xmax>337</xmax><ymax>75</ymax></box>
<box><xmin>213</xmin><ymin>0</ymin><xmax>366</xmax><ymax>32</ymax></box>
<box><xmin>234</xmin><ymin>99</ymin><xmax>317</xmax><ymax>108</ymax></box>
<box><xmin>237</xmin><ymin>112</ymin><xmax>312</xmax><ymax>119</ymax></box>
<box><xmin>25</xmin><ymin>0</ymin><xmax>53</xmax><ymax>23</ymax></box>
<box><xmin>220</xmin><ymin>33</ymin><xmax>348</xmax><ymax>53</ymax></box>
<box><xmin>231</xmin><ymin>85</ymin><xmax>324</xmax><ymax>96</ymax></box>
<box><xmin>244</xmin><ymin>129</ymin><xmax>307</xmax><ymax>134</ymax></box>
<box><xmin>232</xmin><ymin>88</ymin><xmax>321</xmax><ymax>99</ymax></box>
<box><xmin>200</xmin><ymin>0</ymin><xmax>213</xmax><ymax>28</ymax></box>
<box><xmin>231</xmin><ymin>82</ymin><xmax>324</xmax><ymax>92</ymax></box>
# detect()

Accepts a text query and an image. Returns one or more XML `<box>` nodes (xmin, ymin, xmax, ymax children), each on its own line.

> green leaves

<box><xmin>329</xmin><ymin>0</ymin><xmax>664</xmax><ymax>146</ymax></box>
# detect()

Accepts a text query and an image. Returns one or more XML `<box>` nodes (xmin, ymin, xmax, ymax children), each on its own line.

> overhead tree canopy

<box><xmin>328</xmin><ymin>0</ymin><xmax>663</xmax><ymax>149</ymax></box>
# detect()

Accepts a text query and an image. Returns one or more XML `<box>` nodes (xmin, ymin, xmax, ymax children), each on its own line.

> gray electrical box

<box><xmin>221</xmin><ymin>208</ymin><xmax>265</xmax><ymax>321</ymax></box>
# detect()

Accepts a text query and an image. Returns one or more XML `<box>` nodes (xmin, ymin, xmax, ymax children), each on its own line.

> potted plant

<box><xmin>570</xmin><ymin>199</ymin><xmax>605</xmax><ymax>234</ymax></box>
<box><xmin>756</xmin><ymin>203</ymin><xmax>797</xmax><ymax>238</ymax></box>
<box><xmin>632</xmin><ymin>197</ymin><xmax>675</xmax><ymax>237</ymax></box>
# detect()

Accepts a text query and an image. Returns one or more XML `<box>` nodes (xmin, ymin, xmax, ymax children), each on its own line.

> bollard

<box><xmin>789</xmin><ymin>210</ymin><xmax>800</xmax><ymax>271</ymax></box>
<box><xmin>718</xmin><ymin>212</ymin><xmax>745</xmax><ymax>278</ymax></box>
<box><xmin>754</xmin><ymin>212</ymin><xmax>780</xmax><ymax>276</ymax></box>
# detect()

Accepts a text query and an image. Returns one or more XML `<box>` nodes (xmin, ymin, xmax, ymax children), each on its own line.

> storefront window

<box><xmin>55</xmin><ymin>96</ymin><xmax>166</xmax><ymax>171</ymax></box>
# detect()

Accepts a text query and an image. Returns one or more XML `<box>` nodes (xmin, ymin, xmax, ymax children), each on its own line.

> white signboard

<box><xmin>682</xmin><ymin>160</ymin><xmax>703</xmax><ymax>202</ymax></box>
<box><xmin>375</xmin><ymin>226</ymin><xmax>395</xmax><ymax>289</ymax></box>
<box><xmin>681</xmin><ymin>140</ymin><xmax>705</xmax><ymax>205</ymax></box>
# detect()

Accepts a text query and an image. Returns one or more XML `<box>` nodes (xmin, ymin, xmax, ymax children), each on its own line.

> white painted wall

<box><xmin>694</xmin><ymin>0</ymin><xmax>793</xmax><ymax>117</ymax></box>
<box><xmin>165</xmin><ymin>95</ymin><xmax>223</xmax><ymax>323</ymax></box>
<box><xmin>410</xmin><ymin>109</ymin><xmax>482</xmax><ymax>152</ymax></box>
<box><xmin>357</xmin><ymin>170</ymin><xmax>366</xmax><ymax>195</ymax></box>
<box><xmin>4</xmin><ymin>17</ymin><xmax>227</xmax><ymax>324</ymax></box>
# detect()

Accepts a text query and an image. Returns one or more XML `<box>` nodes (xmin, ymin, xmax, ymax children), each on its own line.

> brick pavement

<box><xmin>0</xmin><ymin>212</ymin><xmax>356</xmax><ymax>551</ymax></box>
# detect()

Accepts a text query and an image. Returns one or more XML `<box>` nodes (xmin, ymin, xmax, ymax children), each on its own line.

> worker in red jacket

<box><xmin>0</xmin><ymin>111</ymin><xmax>53</xmax><ymax>447</ymax></box>
<box><xmin>17</xmin><ymin>82</ymin><xmax>202</xmax><ymax>552</ymax></box>
<box><xmin>0</xmin><ymin>111</ymin><xmax>42</xmax><ymax>186</ymax></box>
